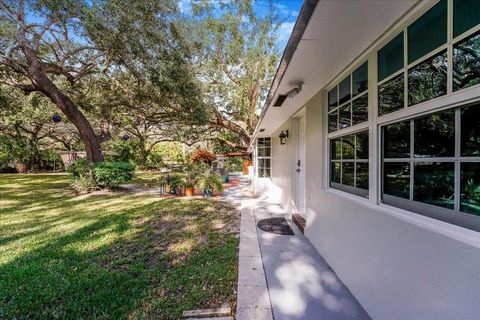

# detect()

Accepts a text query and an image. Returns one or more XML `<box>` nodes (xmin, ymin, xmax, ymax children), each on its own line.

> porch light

<box><xmin>279</xmin><ymin>130</ymin><xmax>289</xmax><ymax>145</ymax></box>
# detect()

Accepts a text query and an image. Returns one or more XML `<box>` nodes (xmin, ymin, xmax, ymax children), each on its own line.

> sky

<box><xmin>253</xmin><ymin>0</ymin><xmax>303</xmax><ymax>48</ymax></box>
<box><xmin>25</xmin><ymin>0</ymin><xmax>303</xmax><ymax>56</ymax></box>
<box><xmin>178</xmin><ymin>0</ymin><xmax>304</xmax><ymax>51</ymax></box>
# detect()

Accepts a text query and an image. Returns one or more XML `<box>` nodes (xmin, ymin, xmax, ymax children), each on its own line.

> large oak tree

<box><xmin>0</xmin><ymin>0</ymin><xmax>203</xmax><ymax>163</ymax></box>
<box><xmin>187</xmin><ymin>0</ymin><xmax>280</xmax><ymax>150</ymax></box>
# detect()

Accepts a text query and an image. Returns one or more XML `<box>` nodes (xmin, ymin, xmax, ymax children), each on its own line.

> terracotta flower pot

<box><xmin>185</xmin><ymin>187</ymin><xmax>194</xmax><ymax>197</ymax></box>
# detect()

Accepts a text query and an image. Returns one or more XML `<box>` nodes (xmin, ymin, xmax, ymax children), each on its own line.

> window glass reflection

<box><xmin>328</xmin><ymin>111</ymin><xmax>338</xmax><ymax>133</ymax></box>
<box><xmin>453</xmin><ymin>0</ymin><xmax>480</xmax><ymax>37</ymax></box>
<box><xmin>356</xmin><ymin>163</ymin><xmax>369</xmax><ymax>190</ymax></box>
<box><xmin>352</xmin><ymin>94</ymin><xmax>368</xmax><ymax>125</ymax></box>
<box><xmin>342</xmin><ymin>135</ymin><xmax>355</xmax><ymax>159</ymax></box>
<box><xmin>384</xmin><ymin>121</ymin><xmax>410</xmax><ymax>158</ymax></box>
<box><xmin>408</xmin><ymin>50</ymin><xmax>447</xmax><ymax>106</ymax></box>
<box><xmin>342</xmin><ymin>162</ymin><xmax>355</xmax><ymax>186</ymax></box>
<box><xmin>379</xmin><ymin>74</ymin><xmax>404</xmax><ymax>116</ymax></box>
<box><xmin>413</xmin><ymin>162</ymin><xmax>454</xmax><ymax>209</ymax></box>
<box><xmin>328</xmin><ymin>87</ymin><xmax>338</xmax><ymax>111</ymax></box>
<box><xmin>407</xmin><ymin>0</ymin><xmax>447</xmax><ymax>63</ymax></box>
<box><xmin>414</xmin><ymin>109</ymin><xmax>454</xmax><ymax>158</ymax></box>
<box><xmin>453</xmin><ymin>32</ymin><xmax>480</xmax><ymax>92</ymax></box>
<box><xmin>378</xmin><ymin>33</ymin><xmax>404</xmax><ymax>82</ymax></box>
<box><xmin>338</xmin><ymin>76</ymin><xmax>351</xmax><ymax>105</ymax></box>
<box><xmin>257</xmin><ymin>147</ymin><xmax>271</xmax><ymax>157</ymax></box>
<box><xmin>356</xmin><ymin>131</ymin><xmax>369</xmax><ymax>159</ymax></box>
<box><xmin>461</xmin><ymin>162</ymin><xmax>480</xmax><ymax>216</ymax></box>
<box><xmin>331</xmin><ymin>162</ymin><xmax>341</xmax><ymax>184</ymax></box>
<box><xmin>353</xmin><ymin>62</ymin><xmax>368</xmax><ymax>96</ymax></box>
<box><xmin>461</xmin><ymin>104</ymin><xmax>480</xmax><ymax>156</ymax></box>
<box><xmin>331</xmin><ymin>139</ymin><xmax>341</xmax><ymax>160</ymax></box>
<box><xmin>339</xmin><ymin>104</ymin><xmax>351</xmax><ymax>129</ymax></box>
<box><xmin>384</xmin><ymin>162</ymin><xmax>410</xmax><ymax>199</ymax></box>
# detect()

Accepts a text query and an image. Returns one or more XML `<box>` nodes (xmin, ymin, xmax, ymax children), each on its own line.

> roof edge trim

<box><xmin>249</xmin><ymin>0</ymin><xmax>319</xmax><ymax>150</ymax></box>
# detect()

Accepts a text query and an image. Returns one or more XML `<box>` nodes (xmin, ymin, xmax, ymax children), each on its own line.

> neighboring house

<box><xmin>251</xmin><ymin>0</ymin><xmax>480</xmax><ymax>319</ymax></box>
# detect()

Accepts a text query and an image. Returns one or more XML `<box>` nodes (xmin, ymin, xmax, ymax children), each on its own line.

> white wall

<box><xmin>255</xmin><ymin>88</ymin><xmax>480</xmax><ymax>319</ymax></box>
<box><xmin>269</xmin><ymin>119</ymin><xmax>295</xmax><ymax>212</ymax></box>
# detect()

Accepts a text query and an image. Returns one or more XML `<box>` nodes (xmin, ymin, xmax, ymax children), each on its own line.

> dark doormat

<box><xmin>257</xmin><ymin>217</ymin><xmax>294</xmax><ymax>235</ymax></box>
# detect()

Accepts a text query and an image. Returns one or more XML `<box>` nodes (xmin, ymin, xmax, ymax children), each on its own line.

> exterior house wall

<box><xmin>259</xmin><ymin>119</ymin><xmax>296</xmax><ymax>212</ymax></box>
<box><xmin>253</xmin><ymin>1</ymin><xmax>480</xmax><ymax>316</ymax></box>
<box><xmin>259</xmin><ymin>87</ymin><xmax>480</xmax><ymax>319</ymax></box>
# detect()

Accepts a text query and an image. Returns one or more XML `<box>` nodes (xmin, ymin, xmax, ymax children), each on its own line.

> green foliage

<box><xmin>184</xmin><ymin>179</ymin><xmax>194</xmax><ymax>188</ymax></box>
<box><xmin>92</xmin><ymin>162</ymin><xmax>135</xmax><ymax>188</ymax></box>
<box><xmin>192</xmin><ymin>161</ymin><xmax>211</xmax><ymax>176</ymax></box>
<box><xmin>167</xmin><ymin>173</ymin><xmax>185</xmax><ymax>192</ymax></box>
<box><xmin>110</xmin><ymin>140</ymin><xmax>135</xmax><ymax>163</ymax></box>
<box><xmin>464</xmin><ymin>178</ymin><xmax>480</xmax><ymax>201</ymax></box>
<box><xmin>186</xmin><ymin>1</ymin><xmax>281</xmax><ymax>149</ymax></box>
<box><xmin>0</xmin><ymin>136</ymin><xmax>32</xmax><ymax>169</ymax></box>
<box><xmin>67</xmin><ymin>158</ymin><xmax>90</xmax><ymax>180</ymax></box>
<box><xmin>71</xmin><ymin>175</ymin><xmax>97</xmax><ymax>193</ymax></box>
<box><xmin>195</xmin><ymin>171</ymin><xmax>224</xmax><ymax>194</ymax></box>
<box><xmin>68</xmin><ymin>159</ymin><xmax>135</xmax><ymax>190</ymax></box>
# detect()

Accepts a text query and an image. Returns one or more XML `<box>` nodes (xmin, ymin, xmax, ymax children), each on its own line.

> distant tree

<box><xmin>188</xmin><ymin>0</ymin><xmax>280</xmax><ymax>150</ymax></box>
<box><xmin>101</xmin><ymin>72</ymin><xmax>208</xmax><ymax>165</ymax></box>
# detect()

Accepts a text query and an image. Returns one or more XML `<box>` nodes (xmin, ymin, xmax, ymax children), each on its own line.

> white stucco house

<box><xmin>250</xmin><ymin>0</ymin><xmax>480</xmax><ymax>319</ymax></box>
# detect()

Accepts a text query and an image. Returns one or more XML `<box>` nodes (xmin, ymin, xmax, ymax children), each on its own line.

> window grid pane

<box><xmin>329</xmin><ymin>62</ymin><xmax>369</xmax><ymax>133</ymax></box>
<box><xmin>330</xmin><ymin>130</ymin><xmax>369</xmax><ymax>195</ymax></box>
<box><xmin>257</xmin><ymin>138</ymin><xmax>271</xmax><ymax>178</ymax></box>
<box><xmin>453</xmin><ymin>0</ymin><xmax>480</xmax><ymax>38</ymax></box>
<box><xmin>453</xmin><ymin>31</ymin><xmax>480</xmax><ymax>92</ymax></box>
<box><xmin>378</xmin><ymin>74</ymin><xmax>404</xmax><ymax>116</ymax></box>
<box><xmin>408</xmin><ymin>50</ymin><xmax>448</xmax><ymax>106</ymax></box>
<box><xmin>407</xmin><ymin>0</ymin><xmax>447</xmax><ymax>64</ymax></box>
<box><xmin>378</xmin><ymin>32</ymin><xmax>404</xmax><ymax>81</ymax></box>
<box><xmin>382</xmin><ymin>105</ymin><xmax>480</xmax><ymax>221</ymax></box>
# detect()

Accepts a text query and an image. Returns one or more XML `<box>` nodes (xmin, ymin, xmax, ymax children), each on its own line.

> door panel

<box><xmin>297</xmin><ymin>115</ymin><xmax>306</xmax><ymax>213</ymax></box>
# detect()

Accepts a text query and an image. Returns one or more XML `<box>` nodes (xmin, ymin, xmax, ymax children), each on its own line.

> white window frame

<box><xmin>329</xmin><ymin>130</ymin><xmax>369</xmax><ymax>198</ymax></box>
<box><xmin>381</xmin><ymin>104</ymin><xmax>480</xmax><ymax>232</ymax></box>
<box><xmin>256</xmin><ymin>137</ymin><xmax>271</xmax><ymax>178</ymax></box>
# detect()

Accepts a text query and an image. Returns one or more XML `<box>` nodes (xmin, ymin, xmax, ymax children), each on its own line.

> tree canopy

<box><xmin>0</xmin><ymin>0</ymin><xmax>282</xmax><ymax>167</ymax></box>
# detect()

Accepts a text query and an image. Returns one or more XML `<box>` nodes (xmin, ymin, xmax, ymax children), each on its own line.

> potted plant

<box><xmin>167</xmin><ymin>173</ymin><xmax>184</xmax><ymax>195</ymax></box>
<box><xmin>195</xmin><ymin>171</ymin><xmax>224</xmax><ymax>198</ymax></box>
<box><xmin>219</xmin><ymin>167</ymin><xmax>229</xmax><ymax>183</ymax></box>
<box><xmin>165</xmin><ymin>175</ymin><xmax>171</xmax><ymax>193</ymax></box>
<box><xmin>184</xmin><ymin>179</ymin><xmax>194</xmax><ymax>197</ymax></box>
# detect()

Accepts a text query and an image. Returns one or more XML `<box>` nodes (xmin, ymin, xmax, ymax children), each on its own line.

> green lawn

<box><xmin>0</xmin><ymin>174</ymin><xmax>239</xmax><ymax>319</ymax></box>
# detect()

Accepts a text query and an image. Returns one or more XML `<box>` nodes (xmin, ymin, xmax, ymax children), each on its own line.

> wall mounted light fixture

<box><xmin>279</xmin><ymin>130</ymin><xmax>289</xmax><ymax>145</ymax></box>
<box><xmin>286</xmin><ymin>82</ymin><xmax>303</xmax><ymax>98</ymax></box>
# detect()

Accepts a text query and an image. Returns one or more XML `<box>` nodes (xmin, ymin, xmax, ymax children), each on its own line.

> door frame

<box><xmin>292</xmin><ymin>108</ymin><xmax>306</xmax><ymax>214</ymax></box>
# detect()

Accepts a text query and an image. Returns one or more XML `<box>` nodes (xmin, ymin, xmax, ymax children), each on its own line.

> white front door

<box><xmin>296</xmin><ymin>114</ymin><xmax>306</xmax><ymax>214</ymax></box>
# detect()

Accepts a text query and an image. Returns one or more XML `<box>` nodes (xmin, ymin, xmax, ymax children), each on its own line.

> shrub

<box><xmin>195</xmin><ymin>171</ymin><xmax>224</xmax><ymax>195</ymax></box>
<box><xmin>68</xmin><ymin>158</ymin><xmax>90</xmax><ymax>179</ymax></box>
<box><xmin>71</xmin><ymin>175</ymin><xmax>97</xmax><ymax>193</ymax></box>
<box><xmin>167</xmin><ymin>173</ymin><xmax>184</xmax><ymax>193</ymax></box>
<box><xmin>92</xmin><ymin>162</ymin><xmax>135</xmax><ymax>188</ymax></box>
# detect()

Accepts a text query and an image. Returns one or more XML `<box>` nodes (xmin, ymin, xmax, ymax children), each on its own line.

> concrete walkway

<box><xmin>224</xmin><ymin>176</ymin><xmax>371</xmax><ymax>320</ymax></box>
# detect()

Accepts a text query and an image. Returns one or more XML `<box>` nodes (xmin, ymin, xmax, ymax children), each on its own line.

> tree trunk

<box><xmin>29</xmin><ymin>135</ymin><xmax>39</xmax><ymax>172</ymax></box>
<box><xmin>28</xmin><ymin>67</ymin><xmax>104</xmax><ymax>163</ymax></box>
